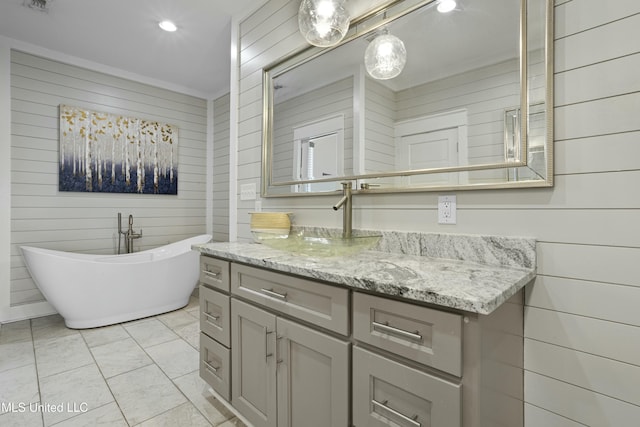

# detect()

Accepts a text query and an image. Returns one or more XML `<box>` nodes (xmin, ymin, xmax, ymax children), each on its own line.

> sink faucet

<box><xmin>332</xmin><ymin>182</ymin><xmax>352</xmax><ymax>238</ymax></box>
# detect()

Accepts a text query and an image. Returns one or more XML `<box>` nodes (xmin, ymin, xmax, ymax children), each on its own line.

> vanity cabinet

<box><xmin>199</xmin><ymin>257</ymin><xmax>232</xmax><ymax>400</ymax></box>
<box><xmin>231</xmin><ymin>298</ymin><xmax>350</xmax><ymax>427</ymax></box>
<box><xmin>198</xmin><ymin>255</ymin><xmax>524</xmax><ymax>427</ymax></box>
<box><xmin>353</xmin><ymin>292</ymin><xmax>463</xmax><ymax>376</ymax></box>
<box><xmin>352</xmin><ymin>292</ymin><xmax>463</xmax><ymax>427</ymax></box>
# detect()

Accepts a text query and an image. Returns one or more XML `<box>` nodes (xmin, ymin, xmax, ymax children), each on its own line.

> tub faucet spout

<box><xmin>118</xmin><ymin>213</ymin><xmax>142</xmax><ymax>254</ymax></box>
<box><xmin>332</xmin><ymin>182</ymin><xmax>352</xmax><ymax>239</ymax></box>
<box><xmin>126</xmin><ymin>215</ymin><xmax>142</xmax><ymax>253</ymax></box>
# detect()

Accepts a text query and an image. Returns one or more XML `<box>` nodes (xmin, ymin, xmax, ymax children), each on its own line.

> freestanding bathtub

<box><xmin>21</xmin><ymin>234</ymin><xmax>212</xmax><ymax>329</ymax></box>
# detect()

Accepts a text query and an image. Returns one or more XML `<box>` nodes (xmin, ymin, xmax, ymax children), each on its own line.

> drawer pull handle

<box><xmin>204</xmin><ymin>361</ymin><xmax>220</xmax><ymax>375</ymax></box>
<box><xmin>203</xmin><ymin>312</ymin><xmax>220</xmax><ymax>323</ymax></box>
<box><xmin>260</xmin><ymin>288</ymin><xmax>288</xmax><ymax>301</ymax></box>
<box><xmin>372</xmin><ymin>399</ymin><xmax>421</xmax><ymax>427</ymax></box>
<box><xmin>203</xmin><ymin>270</ymin><xmax>222</xmax><ymax>280</ymax></box>
<box><xmin>372</xmin><ymin>321</ymin><xmax>422</xmax><ymax>342</ymax></box>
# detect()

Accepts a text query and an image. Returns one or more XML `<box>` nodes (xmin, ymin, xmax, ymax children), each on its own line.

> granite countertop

<box><xmin>193</xmin><ymin>229</ymin><xmax>536</xmax><ymax>315</ymax></box>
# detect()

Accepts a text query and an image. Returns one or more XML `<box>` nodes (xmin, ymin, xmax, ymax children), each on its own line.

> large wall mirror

<box><xmin>262</xmin><ymin>0</ymin><xmax>553</xmax><ymax>196</ymax></box>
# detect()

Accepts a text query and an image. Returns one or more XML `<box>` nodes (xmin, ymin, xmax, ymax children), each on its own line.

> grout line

<box><xmin>29</xmin><ymin>318</ymin><xmax>45</xmax><ymax>427</ymax></box>
<box><xmin>78</xmin><ymin>325</ymin><xmax>130</xmax><ymax>426</ymax></box>
<box><xmin>21</xmin><ymin>300</ymin><xmax>236</xmax><ymax>427</ymax></box>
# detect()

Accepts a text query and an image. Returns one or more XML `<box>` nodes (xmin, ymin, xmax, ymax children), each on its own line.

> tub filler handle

<box><xmin>117</xmin><ymin>213</ymin><xmax>142</xmax><ymax>254</ymax></box>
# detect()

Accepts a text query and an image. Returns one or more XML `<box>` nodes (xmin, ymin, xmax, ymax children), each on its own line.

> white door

<box><xmin>299</xmin><ymin>133</ymin><xmax>340</xmax><ymax>192</ymax></box>
<box><xmin>301</xmin><ymin>133</ymin><xmax>339</xmax><ymax>178</ymax></box>
<box><xmin>293</xmin><ymin>115</ymin><xmax>344</xmax><ymax>193</ymax></box>
<box><xmin>397</xmin><ymin>127</ymin><xmax>459</xmax><ymax>186</ymax></box>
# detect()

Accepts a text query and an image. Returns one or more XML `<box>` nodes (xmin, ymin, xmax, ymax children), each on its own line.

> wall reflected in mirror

<box><xmin>264</xmin><ymin>0</ymin><xmax>553</xmax><ymax>196</ymax></box>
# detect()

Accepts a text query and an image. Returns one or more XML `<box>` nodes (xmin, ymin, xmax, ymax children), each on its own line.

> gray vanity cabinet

<box><xmin>231</xmin><ymin>298</ymin><xmax>349</xmax><ymax>427</ymax></box>
<box><xmin>352</xmin><ymin>292</ymin><xmax>463</xmax><ymax>427</ymax></box>
<box><xmin>199</xmin><ymin>257</ymin><xmax>232</xmax><ymax>401</ymax></box>
<box><xmin>199</xmin><ymin>255</ymin><xmax>525</xmax><ymax>427</ymax></box>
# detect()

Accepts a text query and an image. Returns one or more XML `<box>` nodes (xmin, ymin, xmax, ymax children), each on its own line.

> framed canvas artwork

<box><xmin>59</xmin><ymin>105</ymin><xmax>179</xmax><ymax>194</ymax></box>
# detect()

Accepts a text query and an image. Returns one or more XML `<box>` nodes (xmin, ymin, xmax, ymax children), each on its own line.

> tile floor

<box><xmin>0</xmin><ymin>296</ymin><xmax>248</xmax><ymax>427</ymax></box>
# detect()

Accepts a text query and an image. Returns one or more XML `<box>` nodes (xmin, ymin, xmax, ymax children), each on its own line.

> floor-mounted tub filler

<box><xmin>21</xmin><ymin>234</ymin><xmax>212</xmax><ymax>329</ymax></box>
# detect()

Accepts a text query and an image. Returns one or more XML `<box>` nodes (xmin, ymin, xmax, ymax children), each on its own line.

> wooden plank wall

<box><xmin>10</xmin><ymin>51</ymin><xmax>208</xmax><ymax>306</ymax></box>
<box><xmin>364</xmin><ymin>77</ymin><xmax>396</xmax><ymax>173</ymax></box>
<box><xmin>234</xmin><ymin>0</ymin><xmax>640</xmax><ymax>424</ymax></box>
<box><xmin>213</xmin><ymin>93</ymin><xmax>231</xmax><ymax>242</ymax></box>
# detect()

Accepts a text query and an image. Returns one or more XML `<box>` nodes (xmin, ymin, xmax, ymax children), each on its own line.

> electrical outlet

<box><xmin>254</xmin><ymin>200</ymin><xmax>262</xmax><ymax>212</ymax></box>
<box><xmin>240</xmin><ymin>183</ymin><xmax>256</xmax><ymax>201</ymax></box>
<box><xmin>438</xmin><ymin>195</ymin><xmax>457</xmax><ymax>224</ymax></box>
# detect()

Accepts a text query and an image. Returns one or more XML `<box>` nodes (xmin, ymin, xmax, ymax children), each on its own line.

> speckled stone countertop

<box><xmin>193</xmin><ymin>228</ymin><xmax>536</xmax><ymax>315</ymax></box>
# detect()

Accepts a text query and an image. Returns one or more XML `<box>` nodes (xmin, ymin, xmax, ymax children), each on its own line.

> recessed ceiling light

<box><xmin>159</xmin><ymin>20</ymin><xmax>177</xmax><ymax>32</ymax></box>
<box><xmin>437</xmin><ymin>0</ymin><xmax>457</xmax><ymax>13</ymax></box>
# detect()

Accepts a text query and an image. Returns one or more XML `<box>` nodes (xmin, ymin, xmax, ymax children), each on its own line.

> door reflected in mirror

<box><xmin>263</xmin><ymin>0</ymin><xmax>553</xmax><ymax>196</ymax></box>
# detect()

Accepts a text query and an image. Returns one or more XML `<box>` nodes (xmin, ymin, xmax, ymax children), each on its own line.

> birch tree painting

<box><xmin>59</xmin><ymin>105</ymin><xmax>178</xmax><ymax>194</ymax></box>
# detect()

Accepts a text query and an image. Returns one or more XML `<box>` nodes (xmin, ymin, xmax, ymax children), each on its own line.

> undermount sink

<box><xmin>255</xmin><ymin>231</ymin><xmax>382</xmax><ymax>257</ymax></box>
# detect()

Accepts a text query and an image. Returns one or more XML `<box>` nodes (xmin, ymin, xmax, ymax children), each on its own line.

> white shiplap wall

<box><xmin>233</xmin><ymin>0</ymin><xmax>640</xmax><ymax>425</ymax></box>
<box><xmin>213</xmin><ymin>93</ymin><xmax>231</xmax><ymax>242</ymax></box>
<box><xmin>395</xmin><ymin>58</ymin><xmax>520</xmax><ymax>166</ymax></box>
<box><xmin>9</xmin><ymin>51</ymin><xmax>208</xmax><ymax>307</ymax></box>
<box><xmin>364</xmin><ymin>76</ymin><xmax>396</xmax><ymax>173</ymax></box>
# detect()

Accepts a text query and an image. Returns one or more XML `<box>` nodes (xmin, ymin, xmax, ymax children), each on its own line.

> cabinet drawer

<box><xmin>200</xmin><ymin>285</ymin><xmax>230</xmax><ymax>347</ymax></box>
<box><xmin>353</xmin><ymin>346</ymin><xmax>461</xmax><ymax>427</ymax></box>
<box><xmin>200</xmin><ymin>256</ymin><xmax>230</xmax><ymax>292</ymax></box>
<box><xmin>353</xmin><ymin>292</ymin><xmax>462</xmax><ymax>376</ymax></box>
<box><xmin>231</xmin><ymin>263</ymin><xmax>349</xmax><ymax>335</ymax></box>
<box><xmin>200</xmin><ymin>333</ymin><xmax>231</xmax><ymax>401</ymax></box>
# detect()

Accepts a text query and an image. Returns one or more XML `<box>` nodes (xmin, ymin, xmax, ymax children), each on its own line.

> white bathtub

<box><xmin>21</xmin><ymin>234</ymin><xmax>212</xmax><ymax>329</ymax></box>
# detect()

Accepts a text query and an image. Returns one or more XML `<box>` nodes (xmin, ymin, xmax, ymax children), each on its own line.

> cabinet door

<box><xmin>276</xmin><ymin>317</ymin><xmax>350</xmax><ymax>427</ymax></box>
<box><xmin>353</xmin><ymin>346</ymin><xmax>461</xmax><ymax>427</ymax></box>
<box><xmin>231</xmin><ymin>299</ymin><xmax>277</xmax><ymax>427</ymax></box>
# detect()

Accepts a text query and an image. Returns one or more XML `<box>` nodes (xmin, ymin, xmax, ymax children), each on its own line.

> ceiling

<box><xmin>0</xmin><ymin>0</ymin><xmax>263</xmax><ymax>98</ymax></box>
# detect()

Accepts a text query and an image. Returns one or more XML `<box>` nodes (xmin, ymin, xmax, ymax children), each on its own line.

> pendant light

<box><xmin>364</xmin><ymin>31</ymin><xmax>407</xmax><ymax>80</ymax></box>
<box><xmin>298</xmin><ymin>0</ymin><xmax>350</xmax><ymax>47</ymax></box>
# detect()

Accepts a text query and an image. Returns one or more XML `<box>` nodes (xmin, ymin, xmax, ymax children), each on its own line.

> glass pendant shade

<box><xmin>298</xmin><ymin>0</ymin><xmax>350</xmax><ymax>47</ymax></box>
<box><xmin>364</xmin><ymin>33</ymin><xmax>407</xmax><ymax>80</ymax></box>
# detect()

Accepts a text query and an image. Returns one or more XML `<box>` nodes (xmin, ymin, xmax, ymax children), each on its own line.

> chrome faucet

<box><xmin>117</xmin><ymin>213</ymin><xmax>142</xmax><ymax>254</ymax></box>
<box><xmin>332</xmin><ymin>182</ymin><xmax>352</xmax><ymax>238</ymax></box>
